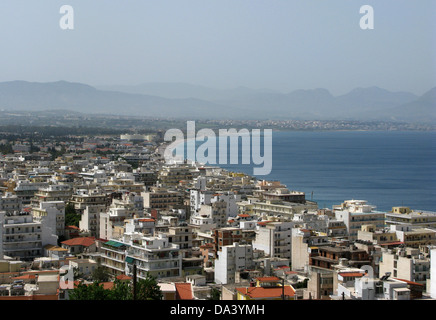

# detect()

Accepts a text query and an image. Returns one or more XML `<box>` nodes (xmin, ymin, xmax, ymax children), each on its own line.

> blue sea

<box><xmin>185</xmin><ymin>130</ymin><xmax>436</xmax><ymax>212</ymax></box>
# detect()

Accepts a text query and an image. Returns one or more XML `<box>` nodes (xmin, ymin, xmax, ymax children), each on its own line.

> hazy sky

<box><xmin>0</xmin><ymin>0</ymin><xmax>435</xmax><ymax>95</ymax></box>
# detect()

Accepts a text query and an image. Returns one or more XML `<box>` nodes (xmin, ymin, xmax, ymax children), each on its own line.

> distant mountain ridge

<box><xmin>0</xmin><ymin>80</ymin><xmax>434</xmax><ymax>122</ymax></box>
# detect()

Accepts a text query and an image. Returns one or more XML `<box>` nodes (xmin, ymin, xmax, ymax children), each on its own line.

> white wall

<box><xmin>431</xmin><ymin>248</ymin><xmax>436</xmax><ymax>299</ymax></box>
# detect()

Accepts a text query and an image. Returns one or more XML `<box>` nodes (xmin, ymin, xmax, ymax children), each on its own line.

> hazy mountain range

<box><xmin>0</xmin><ymin>80</ymin><xmax>434</xmax><ymax>122</ymax></box>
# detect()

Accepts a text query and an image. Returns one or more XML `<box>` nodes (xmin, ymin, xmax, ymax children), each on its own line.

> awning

<box><xmin>125</xmin><ymin>256</ymin><xmax>134</xmax><ymax>264</ymax></box>
<box><xmin>105</xmin><ymin>240</ymin><xmax>125</xmax><ymax>248</ymax></box>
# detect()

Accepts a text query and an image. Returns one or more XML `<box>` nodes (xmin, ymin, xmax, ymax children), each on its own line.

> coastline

<box><xmin>157</xmin><ymin>130</ymin><xmax>436</xmax><ymax>212</ymax></box>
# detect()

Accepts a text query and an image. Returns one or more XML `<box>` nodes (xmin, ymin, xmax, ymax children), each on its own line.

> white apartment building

<box><xmin>390</xmin><ymin>224</ymin><xmax>436</xmax><ymax>249</ymax></box>
<box><xmin>189</xmin><ymin>211</ymin><xmax>217</xmax><ymax>235</ymax></box>
<box><xmin>379</xmin><ymin>247</ymin><xmax>430</xmax><ymax>286</ymax></box>
<box><xmin>13</xmin><ymin>180</ymin><xmax>48</xmax><ymax>205</ymax></box>
<box><xmin>100</xmin><ymin>194</ymin><xmax>145</xmax><ymax>240</ymax></box>
<box><xmin>31</xmin><ymin>184</ymin><xmax>72</xmax><ymax>208</ymax></box>
<box><xmin>79</xmin><ymin>204</ymin><xmax>106</xmax><ymax>238</ymax></box>
<box><xmin>100</xmin><ymin>207</ymin><xmax>130</xmax><ymax>240</ymax></box>
<box><xmin>70</xmin><ymin>189</ymin><xmax>109</xmax><ymax>214</ymax></box>
<box><xmin>124</xmin><ymin>217</ymin><xmax>156</xmax><ymax>236</ymax></box>
<box><xmin>191</xmin><ymin>201</ymin><xmax>227</xmax><ymax>229</ymax></box>
<box><xmin>2</xmin><ymin>211</ymin><xmax>57</xmax><ymax>261</ymax></box>
<box><xmin>253</xmin><ymin>221</ymin><xmax>293</xmax><ymax>259</ymax></box>
<box><xmin>214</xmin><ymin>242</ymin><xmax>254</xmax><ymax>285</ymax></box>
<box><xmin>333</xmin><ymin>200</ymin><xmax>385</xmax><ymax>240</ymax></box>
<box><xmin>190</xmin><ymin>189</ymin><xmax>241</xmax><ymax>218</ymax></box>
<box><xmin>190</xmin><ymin>189</ymin><xmax>214</xmax><ymax>214</ymax></box>
<box><xmin>385</xmin><ymin>207</ymin><xmax>436</xmax><ymax>229</ymax></box>
<box><xmin>337</xmin><ymin>275</ymin><xmax>411</xmax><ymax>300</ymax></box>
<box><xmin>291</xmin><ymin>228</ymin><xmax>330</xmax><ymax>272</ymax></box>
<box><xmin>32</xmin><ymin>201</ymin><xmax>65</xmax><ymax>238</ymax></box>
<box><xmin>124</xmin><ymin>232</ymin><xmax>182</xmax><ymax>279</ymax></box>
<box><xmin>0</xmin><ymin>192</ymin><xmax>22</xmax><ymax>213</ymax></box>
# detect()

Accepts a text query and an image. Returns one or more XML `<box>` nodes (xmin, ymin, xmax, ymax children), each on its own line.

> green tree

<box><xmin>65</xmin><ymin>203</ymin><xmax>80</xmax><ymax>227</ymax></box>
<box><xmin>69</xmin><ymin>281</ymin><xmax>110</xmax><ymax>300</ymax></box>
<box><xmin>294</xmin><ymin>278</ymin><xmax>309</xmax><ymax>289</ymax></box>
<box><xmin>134</xmin><ymin>273</ymin><xmax>163</xmax><ymax>300</ymax></box>
<box><xmin>91</xmin><ymin>265</ymin><xmax>110</xmax><ymax>283</ymax></box>
<box><xmin>208</xmin><ymin>287</ymin><xmax>221</xmax><ymax>300</ymax></box>
<box><xmin>0</xmin><ymin>143</ymin><xmax>13</xmax><ymax>155</ymax></box>
<box><xmin>108</xmin><ymin>279</ymin><xmax>133</xmax><ymax>300</ymax></box>
<box><xmin>68</xmin><ymin>274</ymin><xmax>163</xmax><ymax>300</ymax></box>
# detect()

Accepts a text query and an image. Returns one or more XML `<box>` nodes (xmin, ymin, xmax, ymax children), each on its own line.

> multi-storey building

<box><xmin>124</xmin><ymin>232</ymin><xmax>182</xmax><ymax>280</ymax></box>
<box><xmin>190</xmin><ymin>189</ymin><xmax>241</xmax><ymax>218</ymax></box>
<box><xmin>252</xmin><ymin>200</ymin><xmax>317</xmax><ymax>219</ymax></box>
<box><xmin>192</xmin><ymin>201</ymin><xmax>228</xmax><ymax>229</ymax></box>
<box><xmin>385</xmin><ymin>207</ymin><xmax>436</xmax><ymax>229</ymax></box>
<box><xmin>309</xmin><ymin>244</ymin><xmax>372</xmax><ymax>271</ymax></box>
<box><xmin>142</xmin><ymin>187</ymin><xmax>183</xmax><ymax>210</ymax></box>
<box><xmin>100</xmin><ymin>207</ymin><xmax>133</xmax><ymax>241</ymax></box>
<box><xmin>165</xmin><ymin>225</ymin><xmax>194</xmax><ymax>251</ymax></box>
<box><xmin>104</xmin><ymin>172</ymin><xmax>144</xmax><ymax>194</ymax></box>
<box><xmin>79</xmin><ymin>205</ymin><xmax>106</xmax><ymax>238</ymax></box>
<box><xmin>2</xmin><ymin>211</ymin><xmax>57</xmax><ymax>261</ymax></box>
<box><xmin>0</xmin><ymin>193</ymin><xmax>22</xmax><ymax>214</ymax></box>
<box><xmin>100</xmin><ymin>238</ymin><xmax>130</xmax><ymax>277</ymax></box>
<box><xmin>13</xmin><ymin>180</ymin><xmax>48</xmax><ymax>205</ymax></box>
<box><xmin>31</xmin><ymin>184</ymin><xmax>72</xmax><ymax>208</ymax></box>
<box><xmin>70</xmin><ymin>189</ymin><xmax>109</xmax><ymax>214</ymax></box>
<box><xmin>291</xmin><ymin>228</ymin><xmax>330</xmax><ymax>272</ymax></box>
<box><xmin>253</xmin><ymin>221</ymin><xmax>293</xmax><ymax>260</ymax></box>
<box><xmin>134</xmin><ymin>170</ymin><xmax>158</xmax><ymax>187</ymax></box>
<box><xmin>333</xmin><ymin>200</ymin><xmax>386</xmax><ymax>240</ymax></box>
<box><xmin>379</xmin><ymin>246</ymin><xmax>430</xmax><ymax>286</ymax></box>
<box><xmin>390</xmin><ymin>224</ymin><xmax>436</xmax><ymax>250</ymax></box>
<box><xmin>214</xmin><ymin>242</ymin><xmax>254</xmax><ymax>285</ymax></box>
<box><xmin>124</xmin><ymin>217</ymin><xmax>156</xmax><ymax>236</ymax></box>
<box><xmin>213</xmin><ymin>227</ymin><xmax>244</xmax><ymax>257</ymax></box>
<box><xmin>158</xmin><ymin>165</ymin><xmax>194</xmax><ymax>186</ymax></box>
<box><xmin>262</xmin><ymin>188</ymin><xmax>306</xmax><ymax>204</ymax></box>
<box><xmin>32</xmin><ymin>201</ymin><xmax>66</xmax><ymax>238</ymax></box>
<box><xmin>357</xmin><ymin>224</ymin><xmax>398</xmax><ymax>245</ymax></box>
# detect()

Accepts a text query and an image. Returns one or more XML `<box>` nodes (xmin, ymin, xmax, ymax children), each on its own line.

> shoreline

<box><xmin>156</xmin><ymin>130</ymin><xmax>436</xmax><ymax>213</ymax></box>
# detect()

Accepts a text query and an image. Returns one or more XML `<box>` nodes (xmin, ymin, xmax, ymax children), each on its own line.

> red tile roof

<box><xmin>257</xmin><ymin>276</ymin><xmax>280</xmax><ymax>282</ymax></box>
<box><xmin>101</xmin><ymin>282</ymin><xmax>114</xmax><ymax>290</ymax></box>
<box><xmin>65</xmin><ymin>225</ymin><xmax>80</xmax><ymax>230</ymax></box>
<box><xmin>61</xmin><ymin>237</ymin><xmax>95</xmax><ymax>247</ymax></box>
<box><xmin>393</xmin><ymin>278</ymin><xmax>424</xmax><ymax>286</ymax></box>
<box><xmin>338</xmin><ymin>272</ymin><xmax>365</xmax><ymax>278</ymax></box>
<box><xmin>274</xmin><ymin>266</ymin><xmax>290</xmax><ymax>270</ymax></box>
<box><xmin>236</xmin><ymin>286</ymin><xmax>295</xmax><ymax>299</ymax></box>
<box><xmin>379</xmin><ymin>241</ymin><xmax>404</xmax><ymax>246</ymax></box>
<box><xmin>12</xmin><ymin>274</ymin><xmax>36</xmax><ymax>280</ymax></box>
<box><xmin>175</xmin><ymin>283</ymin><xmax>193</xmax><ymax>300</ymax></box>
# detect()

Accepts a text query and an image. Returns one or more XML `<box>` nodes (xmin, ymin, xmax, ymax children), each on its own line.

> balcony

<box><xmin>4</xmin><ymin>237</ymin><xmax>42</xmax><ymax>244</ymax></box>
